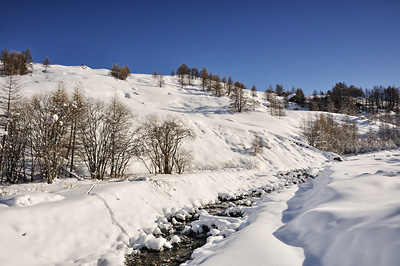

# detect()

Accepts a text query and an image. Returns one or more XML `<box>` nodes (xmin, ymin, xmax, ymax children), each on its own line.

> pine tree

<box><xmin>251</xmin><ymin>85</ymin><xmax>257</xmax><ymax>97</ymax></box>
<box><xmin>227</xmin><ymin>76</ymin><xmax>234</xmax><ymax>96</ymax></box>
<box><xmin>177</xmin><ymin>64</ymin><xmax>189</xmax><ymax>88</ymax></box>
<box><xmin>43</xmin><ymin>56</ymin><xmax>51</xmax><ymax>71</ymax></box>
<box><xmin>275</xmin><ymin>84</ymin><xmax>284</xmax><ymax>96</ymax></box>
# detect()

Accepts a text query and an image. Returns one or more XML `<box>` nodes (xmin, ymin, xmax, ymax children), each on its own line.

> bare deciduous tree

<box><xmin>78</xmin><ymin>98</ymin><xmax>111</xmax><ymax>180</ymax></box>
<box><xmin>28</xmin><ymin>83</ymin><xmax>71</xmax><ymax>183</ymax></box>
<box><xmin>230</xmin><ymin>81</ymin><xmax>249</xmax><ymax>113</ymax></box>
<box><xmin>139</xmin><ymin>115</ymin><xmax>194</xmax><ymax>174</ymax></box>
<box><xmin>0</xmin><ymin>78</ymin><xmax>27</xmax><ymax>183</ymax></box>
<box><xmin>107</xmin><ymin>95</ymin><xmax>137</xmax><ymax>179</ymax></box>
<box><xmin>251</xmin><ymin>135</ymin><xmax>263</xmax><ymax>156</ymax></box>
<box><xmin>157</xmin><ymin>73</ymin><xmax>165</xmax><ymax>88</ymax></box>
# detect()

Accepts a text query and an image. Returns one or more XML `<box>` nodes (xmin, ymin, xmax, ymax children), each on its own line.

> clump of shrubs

<box><xmin>110</xmin><ymin>64</ymin><xmax>131</xmax><ymax>80</ymax></box>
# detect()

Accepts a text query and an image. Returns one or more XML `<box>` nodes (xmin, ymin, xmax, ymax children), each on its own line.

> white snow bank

<box><xmin>185</xmin><ymin>186</ymin><xmax>304</xmax><ymax>266</ymax></box>
<box><xmin>0</xmin><ymin>192</ymin><xmax>65</xmax><ymax>207</ymax></box>
<box><xmin>275</xmin><ymin>150</ymin><xmax>400</xmax><ymax>266</ymax></box>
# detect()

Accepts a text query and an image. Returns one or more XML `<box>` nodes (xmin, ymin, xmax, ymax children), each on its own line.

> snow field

<box><xmin>275</xmin><ymin>150</ymin><xmax>400</xmax><ymax>266</ymax></box>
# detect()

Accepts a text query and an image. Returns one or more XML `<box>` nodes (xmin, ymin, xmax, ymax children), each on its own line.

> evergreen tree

<box><xmin>275</xmin><ymin>84</ymin><xmax>284</xmax><ymax>96</ymax></box>
<box><xmin>227</xmin><ymin>76</ymin><xmax>233</xmax><ymax>96</ymax></box>
<box><xmin>251</xmin><ymin>85</ymin><xmax>257</xmax><ymax>97</ymax></box>
<box><xmin>43</xmin><ymin>56</ymin><xmax>51</xmax><ymax>71</ymax></box>
<box><xmin>293</xmin><ymin>88</ymin><xmax>305</xmax><ymax>107</ymax></box>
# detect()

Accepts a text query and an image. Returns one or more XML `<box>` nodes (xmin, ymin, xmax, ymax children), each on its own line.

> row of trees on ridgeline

<box><xmin>0</xmin><ymin>48</ymin><xmax>33</xmax><ymax>75</ymax></box>
<box><xmin>0</xmin><ymin>47</ymin><xmax>52</xmax><ymax>74</ymax></box>
<box><xmin>0</xmin><ymin>77</ymin><xmax>194</xmax><ymax>184</ymax></box>
<box><xmin>309</xmin><ymin>82</ymin><xmax>400</xmax><ymax>115</ymax></box>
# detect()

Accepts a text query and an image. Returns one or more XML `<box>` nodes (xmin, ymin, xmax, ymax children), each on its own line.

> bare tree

<box><xmin>65</xmin><ymin>86</ymin><xmax>86</xmax><ymax>178</ymax></box>
<box><xmin>230</xmin><ymin>81</ymin><xmax>249</xmax><ymax>113</ymax></box>
<box><xmin>77</xmin><ymin>98</ymin><xmax>111</xmax><ymax>180</ymax></box>
<box><xmin>0</xmin><ymin>77</ymin><xmax>26</xmax><ymax>183</ymax></box>
<box><xmin>110</xmin><ymin>64</ymin><xmax>120</xmax><ymax>79</ymax></box>
<box><xmin>28</xmin><ymin>83</ymin><xmax>72</xmax><ymax>183</ymax></box>
<box><xmin>213</xmin><ymin>74</ymin><xmax>223</xmax><ymax>97</ymax></box>
<box><xmin>250</xmin><ymin>85</ymin><xmax>258</xmax><ymax>110</ymax></box>
<box><xmin>107</xmin><ymin>95</ymin><xmax>137</xmax><ymax>179</ymax></box>
<box><xmin>251</xmin><ymin>135</ymin><xmax>263</xmax><ymax>156</ymax></box>
<box><xmin>139</xmin><ymin>115</ymin><xmax>194</xmax><ymax>174</ymax></box>
<box><xmin>157</xmin><ymin>73</ymin><xmax>165</xmax><ymax>88</ymax></box>
<box><xmin>201</xmin><ymin>67</ymin><xmax>209</xmax><ymax>91</ymax></box>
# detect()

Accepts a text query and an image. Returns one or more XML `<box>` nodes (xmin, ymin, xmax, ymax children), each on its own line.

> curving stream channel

<box><xmin>124</xmin><ymin>170</ymin><xmax>315</xmax><ymax>266</ymax></box>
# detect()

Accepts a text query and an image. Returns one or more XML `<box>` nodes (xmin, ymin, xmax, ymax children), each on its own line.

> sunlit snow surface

<box><xmin>188</xmin><ymin>150</ymin><xmax>400</xmax><ymax>266</ymax></box>
<box><xmin>0</xmin><ymin>64</ymin><xmax>399</xmax><ymax>265</ymax></box>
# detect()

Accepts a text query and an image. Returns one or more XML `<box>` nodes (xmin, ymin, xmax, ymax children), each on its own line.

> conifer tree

<box><xmin>227</xmin><ymin>76</ymin><xmax>234</xmax><ymax>96</ymax></box>
<box><xmin>43</xmin><ymin>56</ymin><xmax>51</xmax><ymax>71</ymax></box>
<box><xmin>251</xmin><ymin>85</ymin><xmax>257</xmax><ymax>97</ymax></box>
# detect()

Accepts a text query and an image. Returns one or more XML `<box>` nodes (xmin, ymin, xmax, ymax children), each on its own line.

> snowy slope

<box><xmin>274</xmin><ymin>150</ymin><xmax>400</xmax><ymax>266</ymax></box>
<box><xmin>0</xmin><ymin>64</ymin><xmax>331</xmax><ymax>265</ymax></box>
<box><xmin>1</xmin><ymin>64</ymin><xmax>399</xmax><ymax>266</ymax></box>
<box><xmin>13</xmin><ymin>64</ymin><xmax>330</xmax><ymax>173</ymax></box>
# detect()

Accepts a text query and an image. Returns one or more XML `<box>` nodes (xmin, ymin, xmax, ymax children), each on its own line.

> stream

<box><xmin>124</xmin><ymin>170</ymin><xmax>314</xmax><ymax>266</ymax></box>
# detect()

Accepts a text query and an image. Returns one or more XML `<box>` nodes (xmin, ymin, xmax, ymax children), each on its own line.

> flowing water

<box><xmin>125</xmin><ymin>170</ymin><xmax>314</xmax><ymax>266</ymax></box>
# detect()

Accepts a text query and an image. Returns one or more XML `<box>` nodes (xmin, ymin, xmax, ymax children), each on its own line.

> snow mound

<box><xmin>275</xmin><ymin>150</ymin><xmax>400</xmax><ymax>266</ymax></box>
<box><xmin>0</xmin><ymin>192</ymin><xmax>65</xmax><ymax>207</ymax></box>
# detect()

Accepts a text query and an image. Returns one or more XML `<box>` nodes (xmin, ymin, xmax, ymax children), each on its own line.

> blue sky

<box><xmin>1</xmin><ymin>0</ymin><xmax>399</xmax><ymax>94</ymax></box>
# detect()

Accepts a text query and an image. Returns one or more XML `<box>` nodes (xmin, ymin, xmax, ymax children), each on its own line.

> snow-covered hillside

<box><xmin>0</xmin><ymin>64</ymin><xmax>399</xmax><ymax>266</ymax></box>
<box><xmin>12</xmin><ymin>64</ymin><xmax>330</xmax><ymax>174</ymax></box>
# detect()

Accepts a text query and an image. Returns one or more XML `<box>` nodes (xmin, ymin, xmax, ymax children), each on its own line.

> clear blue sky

<box><xmin>1</xmin><ymin>0</ymin><xmax>399</xmax><ymax>94</ymax></box>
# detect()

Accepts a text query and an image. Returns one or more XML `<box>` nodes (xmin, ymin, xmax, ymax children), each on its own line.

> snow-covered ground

<box><xmin>275</xmin><ymin>150</ymin><xmax>400</xmax><ymax>266</ymax></box>
<box><xmin>188</xmin><ymin>150</ymin><xmax>400</xmax><ymax>266</ymax></box>
<box><xmin>0</xmin><ymin>65</ymin><xmax>399</xmax><ymax>265</ymax></box>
